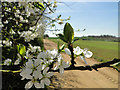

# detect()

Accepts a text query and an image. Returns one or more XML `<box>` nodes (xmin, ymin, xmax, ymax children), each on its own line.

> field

<box><xmin>49</xmin><ymin>38</ymin><xmax>118</xmax><ymax>62</ymax></box>
<box><xmin>43</xmin><ymin>39</ymin><xmax>118</xmax><ymax>88</ymax></box>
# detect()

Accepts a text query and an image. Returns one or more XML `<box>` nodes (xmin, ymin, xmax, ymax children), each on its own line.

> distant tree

<box><xmin>44</xmin><ymin>34</ymin><xmax>49</xmax><ymax>39</ymax></box>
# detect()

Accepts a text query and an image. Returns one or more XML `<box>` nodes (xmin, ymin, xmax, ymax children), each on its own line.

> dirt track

<box><xmin>44</xmin><ymin>39</ymin><xmax>118</xmax><ymax>88</ymax></box>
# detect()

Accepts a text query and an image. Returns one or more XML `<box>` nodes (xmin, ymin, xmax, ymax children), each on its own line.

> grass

<box><xmin>49</xmin><ymin>38</ymin><xmax>118</xmax><ymax>62</ymax></box>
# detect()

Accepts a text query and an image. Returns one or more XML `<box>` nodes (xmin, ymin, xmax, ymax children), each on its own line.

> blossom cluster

<box><xmin>2</xmin><ymin>40</ymin><xmax>12</xmax><ymax>47</ymax></box>
<box><xmin>65</xmin><ymin>46</ymin><xmax>93</xmax><ymax>64</ymax></box>
<box><xmin>20</xmin><ymin>31</ymin><xmax>38</xmax><ymax>42</ymax></box>
<box><xmin>20</xmin><ymin>21</ymin><xmax>46</xmax><ymax>42</ymax></box>
<box><xmin>19</xmin><ymin>45</ymin><xmax>70</xmax><ymax>89</ymax></box>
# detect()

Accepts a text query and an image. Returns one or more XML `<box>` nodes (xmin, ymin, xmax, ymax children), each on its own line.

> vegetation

<box><xmin>79</xmin><ymin>35</ymin><xmax>119</xmax><ymax>42</ymax></box>
<box><xmin>49</xmin><ymin>37</ymin><xmax>118</xmax><ymax>62</ymax></box>
<box><xmin>1</xmin><ymin>1</ymin><xmax>70</xmax><ymax>89</ymax></box>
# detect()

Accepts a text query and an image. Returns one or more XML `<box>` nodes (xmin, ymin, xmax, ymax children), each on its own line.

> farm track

<box><xmin>43</xmin><ymin>39</ymin><xmax>118</xmax><ymax>88</ymax></box>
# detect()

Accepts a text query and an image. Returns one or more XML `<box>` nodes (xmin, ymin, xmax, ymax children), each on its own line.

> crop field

<box><xmin>49</xmin><ymin>38</ymin><xmax>118</xmax><ymax>62</ymax></box>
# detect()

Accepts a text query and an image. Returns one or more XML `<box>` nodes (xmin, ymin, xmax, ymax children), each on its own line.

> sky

<box><xmin>45</xmin><ymin>2</ymin><xmax>118</xmax><ymax>37</ymax></box>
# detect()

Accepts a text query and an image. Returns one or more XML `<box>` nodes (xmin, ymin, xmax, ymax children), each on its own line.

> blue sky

<box><xmin>45</xmin><ymin>2</ymin><xmax>118</xmax><ymax>37</ymax></box>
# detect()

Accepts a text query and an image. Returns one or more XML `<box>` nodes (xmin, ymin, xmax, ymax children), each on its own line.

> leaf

<box><xmin>64</xmin><ymin>23</ymin><xmax>74</xmax><ymax>43</ymax></box>
<box><xmin>17</xmin><ymin>44</ymin><xmax>26</xmax><ymax>56</ymax></box>
<box><xmin>20</xmin><ymin>45</ymin><xmax>26</xmax><ymax>56</ymax></box>
<box><xmin>57</xmin><ymin>34</ymin><xmax>67</xmax><ymax>43</ymax></box>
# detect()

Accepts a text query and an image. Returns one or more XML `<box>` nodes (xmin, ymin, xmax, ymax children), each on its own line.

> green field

<box><xmin>49</xmin><ymin>38</ymin><xmax>118</xmax><ymax>62</ymax></box>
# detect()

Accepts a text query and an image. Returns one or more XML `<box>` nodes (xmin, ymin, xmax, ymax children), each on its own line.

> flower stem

<box><xmin>68</xmin><ymin>43</ymin><xmax>75</xmax><ymax>67</ymax></box>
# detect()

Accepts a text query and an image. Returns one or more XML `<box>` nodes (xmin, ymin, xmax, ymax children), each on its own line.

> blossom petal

<box><xmin>44</xmin><ymin>78</ymin><xmax>50</xmax><ymax>86</ymax></box>
<box><xmin>26</xmin><ymin>74</ymin><xmax>33</xmax><ymax>79</ymax></box>
<box><xmin>34</xmin><ymin>59</ymin><xmax>42</xmax><ymax>67</ymax></box>
<box><xmin>37</xmin><ymin>51</ymin><xmax>47</xmax><ymax>59</ymax></box>
<box><xmin>46</xmin><ymin>72</ymin><xmax>53</xmax><ymax>77</ymax></box>
<box><xmin>40</xmin><ymin>80</ymin><xmax>45</xmax><ymax>88</ymax></box>
<box><xmin>26</xmin><ymin>60</ymin><xmax>33</xmax><ymax>68</ymax></box>
<box><xmin>20</xmin><ymin>68</ymin><xmax>32</xmax><ymax>79</ymax></box>
<box><xmin>84</xmin><ymin>51</ymin><xmax>93</xmax><ymax>58</ymax></box>
<box><xmin>34</xmin><ymin>81</ymin><xmax>41</xmax><ymax>88</ymax></box>
<box><xmin>33</xmin><ymin>71</ymin><xmax>42</xmax><ymax>79</ymax></box>
<box><xmin>37</xmin><ymin>65</ymin><xmax>42</xmax><ymax>72</ymax></box>
<box><xmin>42</xmin><ymin>65</ymin><xmax>46</xmax><ymax>70</ymax></box>
<box><xmin>43</xmin><ymin>67</ymin><xmax>49</xmax><ymax>75</ymax></box>
<box><xmin>25</xmin><ymin>68</ymin><xmax>32</xmax><ymax>75</ymax></box>
<box><xmin>25</xmin><ymin>81</ymin><xmax>33</xmax><ymax>89</ymax></box>
<box><xmin>64</xmin><ymin>48</ymin><xmax>71</xmax><ymax>55</ymax></box>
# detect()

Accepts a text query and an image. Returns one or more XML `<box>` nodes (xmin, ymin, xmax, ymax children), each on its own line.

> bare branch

<box><xmin>1</xmin><ymin>58</ymin><xmax>120</xmax><ymax>73</ymax></box>
<box><xmin>50</xmin><ymin>58</ymin><xmax>120</xmax><ymax>72</ymax></box>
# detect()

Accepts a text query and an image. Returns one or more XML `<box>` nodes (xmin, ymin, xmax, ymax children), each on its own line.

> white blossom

<box><xmin>20</xmin><ymin>31</ymin><xmax>37</xmax><ymax>42</ymax></box>
<box><xmin>4</xmin><ymin>59</ymin><xmax>12</xmax><ymax>66</ymax></box>
<box><xmin>19</xmin><ymin>16</ymin><xmax>24</xmax><ymax>21</ymax></box>
<box><xmin>83</xmin><ymin>48</ymin><xmax>93</xmax><ymax>58</ymax></box>
<box><xmin>20</xmin><ymin>68</ymin><xmax>33</xmax><ymax>80</ymax></box>
<box><xmin>79</xmin><ymin>48</ymin><xmax>93</xmax><ymax>64</ymax></box>
<box><xmin>50</xmin><ymin>49</ymin><xmax>58</xmax><ymax>59</ymax></box>
<box><xmin>73</xmin><ymin>46</ymin><xmax>83</xmax><ymax>55</ymax></box>
<box><xmin>28</xmin><ymin>44</ymin><xmax>41</xmax><ymax>53</ymax></box>
<box><xmin>25</xmin><ymin>78</ymin><xmax>41</xmax><ymax>89</ymax></box>
<box><xmin>40</xmin><ymin>67</ymin><xmax>53</xmax><ymax>88</ymax></box>
<box><xmin>37</xmin><ymin>50</ymin><xmax>58</xmax><ymax>65</ymax></box>
<box><xmin>54</xmin><ymin>57</ymin><xmax>70</xmax><ymax>74</ymax></box>
<box><xmin>20</xmin><ymin>59</ymin><xmax>42</xmax><ymax>80</ymax></box>
<box><xmin>37</xmin><ymin>50</ymin><xmax>51</xmax><ymax>60</ymax></box>
<box><xmin>3</xmin><ymin>40</ymin><xmax>12</xmax><ymax>47</ymax></box>
<box><xmin>4</xmin><ymin>20</ymin><xmax>8</xmax><ymax>24</ymax></box>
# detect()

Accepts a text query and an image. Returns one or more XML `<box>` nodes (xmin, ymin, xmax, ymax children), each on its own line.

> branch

<box><xmin>1</xmin><ymin>58</ymin><xmax>120</xmax><ymax>73</ymax></box>
<box><xmin>51</xmin><ymin>58</ymin><xmax>120</xmax><ymax>72</ymax></box>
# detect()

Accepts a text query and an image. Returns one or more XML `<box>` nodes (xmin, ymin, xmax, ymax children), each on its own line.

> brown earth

<box><xmin>43</xmin><ymin>39</ymin><xmax>118</xmax><ymax>88</ymax></box>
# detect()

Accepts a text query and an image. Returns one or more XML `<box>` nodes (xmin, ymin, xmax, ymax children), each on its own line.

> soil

<box><xmin>43</xmin><ymin>39</ymin><xmax>118</xmax><ymax>88</ymax></box>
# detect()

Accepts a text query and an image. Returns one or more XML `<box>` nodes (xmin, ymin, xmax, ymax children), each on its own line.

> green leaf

<box><xmin>17</xmin><ymin>44</ymin><xmax>26</xmax><ymax>56</ymax></box>
<box><xmin>20</xmin><ymin>45</ymin><xmax>26</xmax><ymax>56</ymax></box>
<box><xmin>64</xmin><ymin>22</ymin><xmax>74</xmax><ymax>43</ymax></box>
<box><xmin>57</xmin><ymin>34</ymin><xmax>67</xmax><ymax>43</ymax></box>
